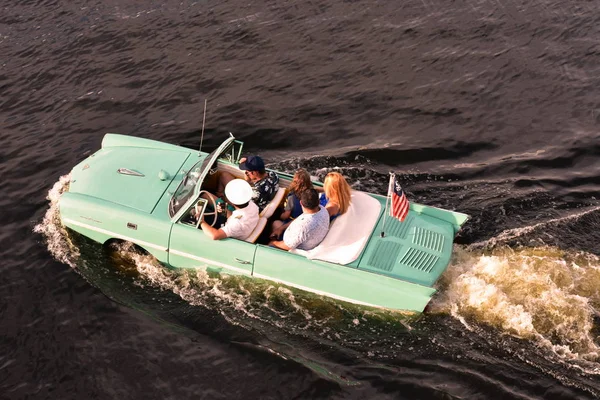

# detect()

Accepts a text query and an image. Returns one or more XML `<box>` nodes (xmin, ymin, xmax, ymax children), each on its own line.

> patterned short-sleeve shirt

<box><xmin>252</xmin><ymin>171</ymin><xmax>280</xmax><ymax>211</ymax></box>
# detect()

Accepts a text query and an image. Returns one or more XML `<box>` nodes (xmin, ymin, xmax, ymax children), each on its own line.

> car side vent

<box><xmin>368</xmin><ymin>241</ymin><xmax>403</xmax><ymax>272</ymax></box>
<box><xmin>399</xmin><ymin>248</ymin><xmax>438</xmax><ymax>273</ymax></box>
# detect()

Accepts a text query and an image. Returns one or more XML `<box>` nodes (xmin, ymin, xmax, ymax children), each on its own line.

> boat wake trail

<box><xmin>468</xmin><ymin>204</ymin><xmax>600</xmax><ymax>250</ymax></box>
<box><xmin>432</xmin><ymin>245</ymin><xmax>600</xmax><ymax>374</ymax></box>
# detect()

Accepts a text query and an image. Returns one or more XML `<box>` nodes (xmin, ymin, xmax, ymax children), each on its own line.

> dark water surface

<box><xmin>2</xmin><ymin>0</ymin><xmax>600</xmax><ymax>398</ymax></box>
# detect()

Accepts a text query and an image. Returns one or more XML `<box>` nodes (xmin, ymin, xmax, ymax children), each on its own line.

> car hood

<box><xmin>69</xmin><ymin>147</ymin><xmax>190</xmax><ymax>213</ymax></box>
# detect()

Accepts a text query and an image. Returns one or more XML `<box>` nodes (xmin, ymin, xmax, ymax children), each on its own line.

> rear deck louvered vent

<box><xmin>399</xmin><ymin>248</ymin><xmax>439</xmax><ymax>273</ymax></box>
<box><xmin>412</xmin><ymin>227</ymin><xmax>444</xmax><ymax>253</ymax></box>
<box><xmin>386</xmin><ymin>215</ymin><xmax>414</xmax><ymax>239</ymax></box>
<box><xmin>368</xmin><ymin>241</ymin><xmax>403</xmax><ymax>272</ymax></box>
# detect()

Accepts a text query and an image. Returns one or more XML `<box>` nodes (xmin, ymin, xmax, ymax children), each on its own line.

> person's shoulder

<box><xmin>291</xmin><ymin>213</ymin><xmax>308</xmax><ymax>226</ymax></box>
<box><xmin>317</xmin><ymin>206</ymin><xmax>330</xmax><ymax>220</ymax></box>
<box><xmin>293</xmin><ymin>213</ymin><xmax>306</xmax><ymax>222</ymax></box>
<box><xmin>268</xmin><ymin>170</ymin><xmax>279</xmax><ymax>181</ymax></box>
<box><xmin>244</xmin><ymin>201</ymin><xmax>259</xmax><ymax>214</ymax></box>
<box><xmin>227</xmin><ymin>210</ymin><xmax>243</xmax><ymax>223</ymax></box>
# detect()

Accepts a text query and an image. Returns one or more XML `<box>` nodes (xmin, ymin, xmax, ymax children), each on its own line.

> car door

<box><xmin>252</xmin><ymin>245</ymin><xmax>329</xmax><ymax>290</ymax></box>
<box><xmin>168</xmin><ymin>222</ymin><xmax>257</xmax><ymax>276</ymax></box>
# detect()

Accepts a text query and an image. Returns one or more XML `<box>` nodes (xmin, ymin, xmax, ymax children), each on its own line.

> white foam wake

<box><xmin>122</xmin><ymin>244</ymin><xmax>318</xmax><ymax>329</ymax></box>
<box><xmin>33</xmin><ymin>174</ymin><xmax>80</xmax><ymax>268</ymax></box>
<box><xmin>433</xmin><ymin>245</ymin><xmax>600</xmax><ymax>372</ymax></box>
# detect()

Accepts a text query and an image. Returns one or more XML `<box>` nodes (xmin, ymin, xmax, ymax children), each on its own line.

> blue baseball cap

<box><xmin>239</xmin><ymin>155</ymin><xmax>265</xmax><ymax>171</ymax></box>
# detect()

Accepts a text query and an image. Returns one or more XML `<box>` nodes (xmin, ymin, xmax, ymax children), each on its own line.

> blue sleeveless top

<box><xmin>319</xmin><ymin>193</ymin><xmax>340</xmax><ymax>221</ymax></box>
<box><xmin>289</xmin><ymin>193</ymin><xmax>303</xmax><ymax>219</ymax></box>
<box><xmin>282</xmin><ymin>192</ymin><xmax>304</xmax><ymax>223</ymax></box>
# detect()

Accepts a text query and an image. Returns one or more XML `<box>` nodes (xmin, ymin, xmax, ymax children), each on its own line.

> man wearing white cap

<box><xmin>200</xmin><ymin>179</ymin><xmax>259</xmax><ymax>241</ymax></box>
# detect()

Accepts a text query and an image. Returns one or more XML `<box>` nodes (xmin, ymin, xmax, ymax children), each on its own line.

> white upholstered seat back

<box><xmin>290</xmin><ymin>191</ymin><xmax>381</xmax><ymax>264</ymax></box>
<box><xmin>244</xmin><ymin>187</ymin><xmax>286</xmax><ymax>243</ymax></box>
<box><xmin>259</xmin><ymin>187</ymin><xmax>286</xmax><ymax>218</ymax></box>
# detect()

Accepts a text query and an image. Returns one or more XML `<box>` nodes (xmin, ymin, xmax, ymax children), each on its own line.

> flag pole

<box><xmin>380</xmin><ymin>172</ymin><xmax>394</xmax><ymax>238</ymax></box>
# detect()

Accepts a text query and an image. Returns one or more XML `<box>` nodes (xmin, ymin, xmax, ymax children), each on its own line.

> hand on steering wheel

<box><xmin>196</xmin><ymin>190</ymin><xmax>218</xmax><ymax>228</ymax></box>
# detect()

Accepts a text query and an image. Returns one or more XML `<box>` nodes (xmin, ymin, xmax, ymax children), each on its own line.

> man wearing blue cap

<box><xmin>239</xmin><ymin>155</ymin><xmax>280</xmax><ymax>212</ymax></box>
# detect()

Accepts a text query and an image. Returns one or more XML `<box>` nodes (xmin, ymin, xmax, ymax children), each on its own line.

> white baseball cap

<box><xmin>225</xmin><ymin>179</ymin><xmax>253</xmax><ymax>205</ymax></box>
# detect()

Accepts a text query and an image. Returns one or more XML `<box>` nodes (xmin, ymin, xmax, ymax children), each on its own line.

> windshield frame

<box><xmin>168</xmin><ymin>134</ymin><xmax>235</xmax><ymax>220</ymax></box>
<box><xmin>168</xmin><ymin>159</ymin><xmax>204</xmax><ymax>218</ymax></box>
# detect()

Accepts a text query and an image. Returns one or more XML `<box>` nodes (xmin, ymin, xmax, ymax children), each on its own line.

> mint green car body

<box><xmin>59</xmin><ymin>134</ymin><xmax>469</xmax><ymax>312</ymax></box>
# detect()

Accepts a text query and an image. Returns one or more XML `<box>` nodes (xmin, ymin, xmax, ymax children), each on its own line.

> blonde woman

<box><xmin>321</xmin><ymin>172</ymin><xmax>351</xmax><ymax>220</ymax></box>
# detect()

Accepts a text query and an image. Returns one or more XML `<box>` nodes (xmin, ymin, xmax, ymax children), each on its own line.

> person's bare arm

<box><xmin>270</xmin><ymin>220</ymin><xmax>291</xmax><ymax>239</ymax></box>
<box><xmin>200</xmin><ymin>220</ymin><xmax>228</xmax><ymax>240</ymax></box>
<box><xmin>279</xmin><ymin>209</ymin><xmax>291</xmax><ymax>221</ymax></box>
<box><xmin>325</xmin><ymin>202</ymin><xmax>340</xmax><ymax>217</ymax></box>
<box><xmin>268</xmin><ymin>240</ymin><xmax>290</xmax><ymax>251</ymax></box>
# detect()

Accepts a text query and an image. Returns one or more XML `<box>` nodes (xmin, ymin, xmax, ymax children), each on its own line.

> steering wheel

<box><xmin>196</xmin><ymin>190</ymin><xmax>219</xmax><ymax>228</ymax></box>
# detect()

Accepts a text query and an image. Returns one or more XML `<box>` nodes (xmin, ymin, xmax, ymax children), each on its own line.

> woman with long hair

<box><xmin>321</xmin><ymin>172</ymin><xmax>351</xmax><ymax>220</ymax></box>
<box><xmin>270</xmin><ymin>168</ymin><xmax>313</xmax><ymax>239</ymax></box>
<box><xmin>280</xmin><ymin>168</ymin><xmax>313</xmax><ymax>221</ymax></box>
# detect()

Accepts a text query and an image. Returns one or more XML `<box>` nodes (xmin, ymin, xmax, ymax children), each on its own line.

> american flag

<box><xmin>389</xmin><ymin>174</ymin><xmax>409</xmax><ymax>222</ymax></box>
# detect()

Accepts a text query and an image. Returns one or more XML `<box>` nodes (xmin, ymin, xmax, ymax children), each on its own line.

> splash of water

<box><xmin>112</xmin><ymin>241</ymin><xmax>416</xmax><ymax>356</ymax></box>
<box><xmin>432</xmin><ymin>245</ymin><xmax>600</xmax><ymax>369</ymax></box>
<box><xmin>124</xmin><ymin>244</ymin><xmax>336</xmax><ymax>330</ymax></box>
<box><xmin>33</xmin><ymin>174</ymin><xmax>80</xmax><ymax>268</ymax></box>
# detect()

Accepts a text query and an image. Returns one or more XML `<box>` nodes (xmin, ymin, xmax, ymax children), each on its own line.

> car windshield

<box><xmin>168</xmin><ymin>148</ymin><xmax>219</xmax><ymax>217</ymax></box>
